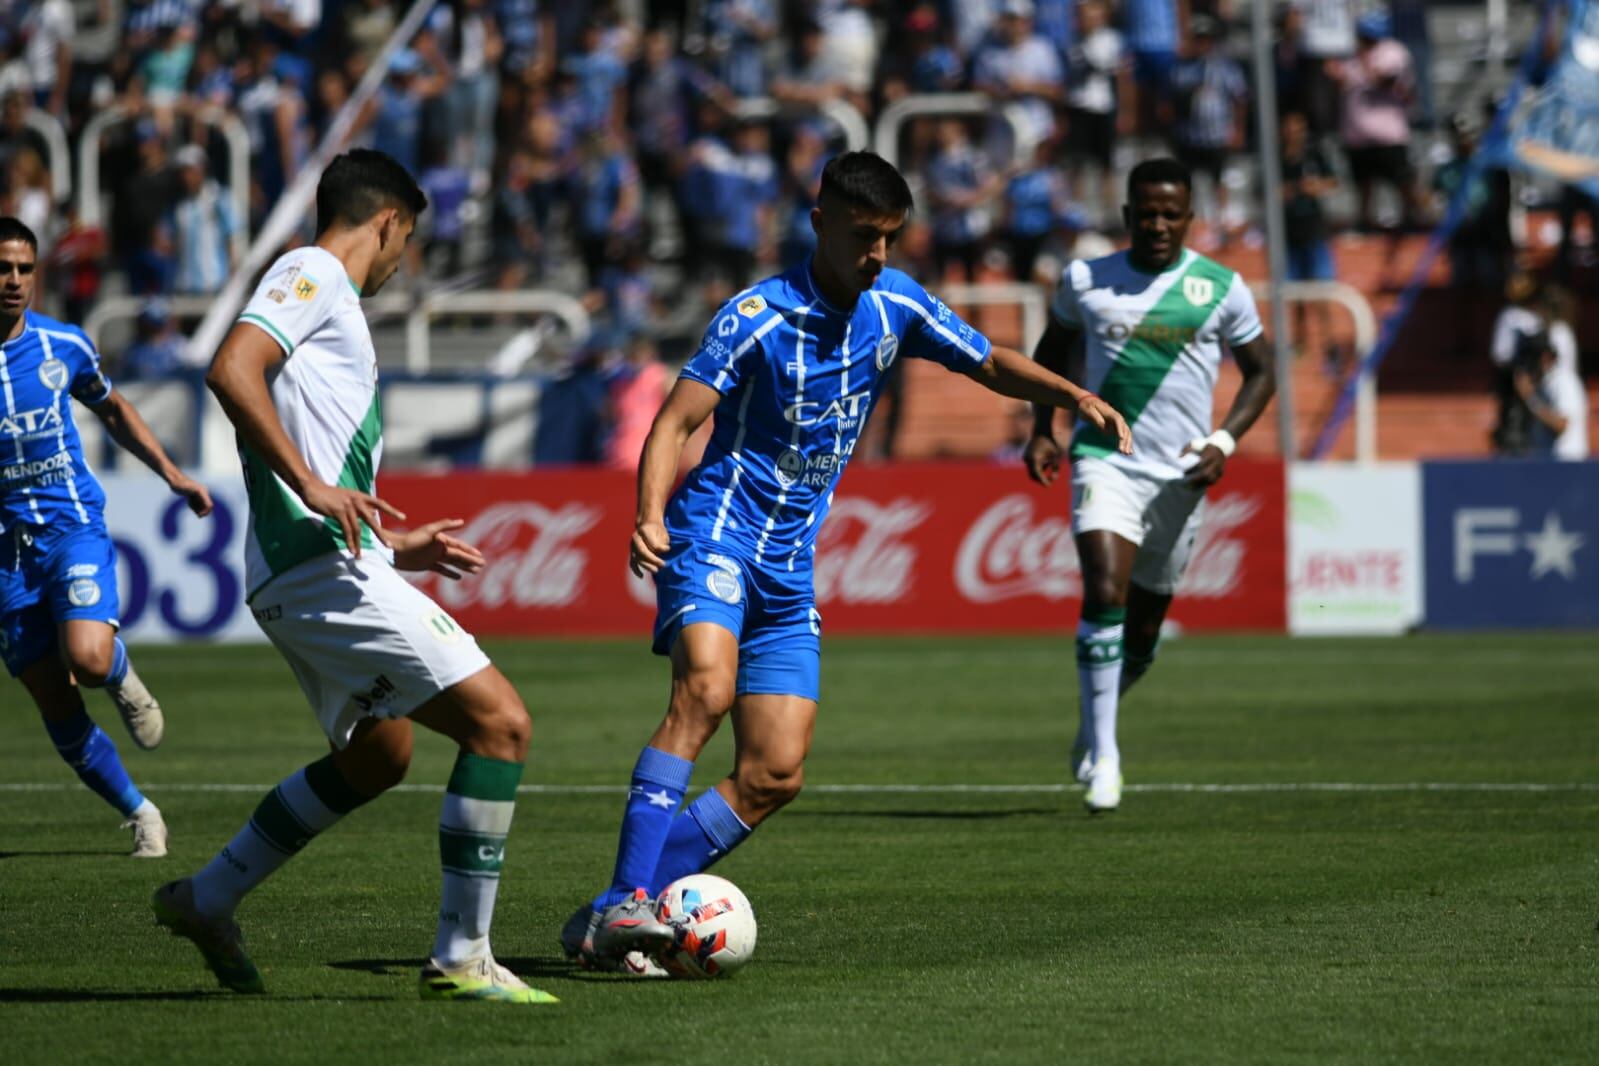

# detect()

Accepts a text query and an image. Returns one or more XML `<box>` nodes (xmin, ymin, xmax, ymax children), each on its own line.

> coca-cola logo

<box><xmin>1180</xmin><ymin>495</ymin><xmax>1257</xmax><ymax>597</ymax></box>
<box><xmin>954</xmin><ymin>492</ymin><xmax>1259</xmax><ymax>603</ymax></box>
<box><xmin>955</xmin><ymin>495</ymin><xmax>1080</xmax><ymax>603</ymax></box>
<box><xmin>420</xmin><ymin>501</ymin><xmax>601</xmax><ymax>609</ymax></box>
<box><xmin>813</xmin><ymin>497</ymin><xmax>928</xmax><ymax>604</ymax></box>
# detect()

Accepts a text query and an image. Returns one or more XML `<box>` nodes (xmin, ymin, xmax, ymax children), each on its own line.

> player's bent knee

<box><xmin>62</xmin><ymin>640</ymin><xmax>114</xmax><ymax>687</ymax></box>
<box><xmin>1082</xmin><ymin>577</ymin><xmax>1128</xmax><ymax>614</ymax></box>
<box><xmin>671</xmin><ymin>671</ymin><xmax>737</xmax><ymax>721</ymax></box>
<box><xmin>738</xmin><ymin>762</ymin><xmax>805</xmax><ymax>814</ymax></box>
<box><xmin>466</xmin><ymin>702</ymin><xmax>530</xmax><ymax>762</ymax></box>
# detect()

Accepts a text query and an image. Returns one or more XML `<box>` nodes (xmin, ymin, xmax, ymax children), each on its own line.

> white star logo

<box><xmin>1524</xmin><ymin>512</ymin><xmax>1585</xmax><ymax>581</ymax></box>
<box><xmin>645</xmin><ymin>789</ymin><xmax>676</xmax><ymax>809</ymax></box>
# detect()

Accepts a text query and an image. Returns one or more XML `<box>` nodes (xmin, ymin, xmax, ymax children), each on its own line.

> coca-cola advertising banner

<box><xmin>385</xmin><ymin>461</ymin><xmax>1287</xmax><ymax>636</ymax></box>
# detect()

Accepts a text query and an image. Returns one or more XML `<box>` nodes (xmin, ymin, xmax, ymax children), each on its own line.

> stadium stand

<box><xmin>0</xmin><ymin>0</ymin><xmax>1587</xmax><ymax>464</ymax></box>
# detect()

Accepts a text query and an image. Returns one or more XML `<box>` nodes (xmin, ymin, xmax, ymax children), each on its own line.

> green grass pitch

<box><xmin>3</xmin><ymin>634</ymin><xmax>1596</xmax><ymax>1064</ymax></box>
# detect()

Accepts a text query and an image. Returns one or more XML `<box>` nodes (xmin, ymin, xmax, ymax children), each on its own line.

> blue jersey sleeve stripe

<box><xmin>39</xmin><ymin>327</ymin><xmax>113</xmax><ymax>405</ymax></box>
<box><xmin>879</xmin><ymin>291</ymin><xmax>991</xmax><ymax>363</ymax></box>
<box><xmin>714</xmin><ymin>311</ymin><xmax>785</xmax><ymax>390</ymax></box>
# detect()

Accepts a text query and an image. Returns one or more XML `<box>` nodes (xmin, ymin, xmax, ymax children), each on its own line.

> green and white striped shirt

<box><xmin>1052</xmin><ymin>248</ymin><xmax>1263</xmax><ymax>479</ymax></box>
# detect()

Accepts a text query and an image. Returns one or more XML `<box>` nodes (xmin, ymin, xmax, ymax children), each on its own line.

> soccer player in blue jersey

<box><xmin>562</xmin><ymin>152</ymin><xmax>1131</xmax><ymax>974</ymax></box>
<box><xmin>0</xmin><ymin>217</ymin><xmax>213</xmax><ymax>857</ymax></box>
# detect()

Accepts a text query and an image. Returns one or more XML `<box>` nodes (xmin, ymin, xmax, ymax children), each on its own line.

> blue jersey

<box><xmin>668</xmin><ymin>262</ymin><xmax>991</xmax><ymax>568</ymax></box>
<box><xmin>0</xmin><ymin>311</ymin><xmax>113</xmax><ymax>533</ymax></box>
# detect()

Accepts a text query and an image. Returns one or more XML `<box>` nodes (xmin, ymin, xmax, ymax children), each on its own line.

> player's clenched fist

<box><xmin>1076</xmin><ymin>394</ymin><xmax>1133</xmax><ymax>455</ymax></box>
<box><xmin>630</xmin><ymin>519</ymin><xmax>671</xmax><ymax>577</ymax></box>
<box><xmin>1024</xmin><ymin>433</ymin><xmax>1064</xmax><ymax>486</ymax></box>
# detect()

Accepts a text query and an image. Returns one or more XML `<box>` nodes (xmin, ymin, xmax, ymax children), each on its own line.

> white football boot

<box><xmin>108</xmin><ymin>663</ymin><xmax>165</xmax><ymax>750</ymax></box>
<box><xmin>1084</xmin><ymin>757</ymin><xmax>1122</xmax><ymax>814</ymax></box>
<box><xmin>123</xmin><ymin>800</ymin><xmax>168</xmax><ymax>857</ymax></box>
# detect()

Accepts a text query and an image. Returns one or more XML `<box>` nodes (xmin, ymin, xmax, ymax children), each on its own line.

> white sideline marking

<box><xmin>0</xmin><ymin>782</ymin><xmax>1595</xmax><ymax>795</ymax></box>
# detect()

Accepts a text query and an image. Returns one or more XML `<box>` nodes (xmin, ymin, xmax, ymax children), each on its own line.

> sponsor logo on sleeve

<box><xmin>294</xmin><ymin>276</ymin><xmax>320</xmax><ymax>302</ymax></box>
<box><xmin>267</xmin><ymin>289</ymin><xmax>287</xmax><ymax>303</ymax></box>
<box><xmin>737</xmin><ymin>294</ymin><xmax>767</xmax><ymax>317</ymax></box>
<box><xmin>716</xmin><ymin>314</ymin><xmax>739</xmax><ymax>338</ymax></box>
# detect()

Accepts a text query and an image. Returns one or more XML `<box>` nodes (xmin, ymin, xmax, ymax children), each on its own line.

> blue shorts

<box><xmin>0</xmin><ymin>521</ymin><xmax>122</xmax><ymax>677</ymax></box>
<box><xmin>651</xmin><ymin>541</ymin><xmax>821</xmax><ymax>702</ymax></box>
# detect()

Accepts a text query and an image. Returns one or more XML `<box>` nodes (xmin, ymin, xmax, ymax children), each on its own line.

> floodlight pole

<box><xmin>1249</xmin><ymin>0</ymin><xmax>1297</xmax><ymax>458</ymax></box>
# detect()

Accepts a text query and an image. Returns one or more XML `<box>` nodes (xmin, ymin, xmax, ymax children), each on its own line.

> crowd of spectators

<box><xmin>2</xmin><ymin>3</ymin><xmax>1467</xmax><ymax>319</ymax></box>
<box><xmin>0</xmin><ymin>0</ymin><xmax>1583</xmax><ymax>462</ymax></box>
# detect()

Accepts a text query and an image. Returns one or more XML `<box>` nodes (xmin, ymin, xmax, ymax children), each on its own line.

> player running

<box><xmin>562</xmin><ymin>151</ymin><xmax>1131</xmax><ymax>974</ymax></box>
<box><xmin>0</xmin><ymin>216</ymin><xmax>212</xmax><ymax>858</ymax></box>
<box><xmin>152</xmin><ymin>150</ymin><xmax>554</xmax><ymax>1004</ymax></box>
<box><xmin>1025</xmin><ymin>157</ymin><xmax>1276</xmax><ymax>813</ymax></box>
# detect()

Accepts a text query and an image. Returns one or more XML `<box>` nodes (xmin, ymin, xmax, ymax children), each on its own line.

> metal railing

<box><xmin>77</xmin><ymin>104</ymin><xmax>251</xmax><ymax>261</ymax></box>
<box><xmin>23</xmin><ymin>108</ymin><xmax>71</xmax><ymax>204</ymax></box>
<box><xmin>1248</xmin><ymin>280</ymin><xmax>1379</xmax><ymax>463</ymax></box>
<box><xmin>872</xmin><ymin>92</ymin><xmax>1039</xmax><ymax>172</ymax></box>
<box><xmin>83</xmin><ymin>288</ymin><xmax>592</xmax><ymax>375</ymax></box>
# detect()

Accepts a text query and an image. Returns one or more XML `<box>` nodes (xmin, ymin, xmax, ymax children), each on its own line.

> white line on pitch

<box><xmin>0</xmin><ymin>782</ymin><xmax>1595</xmax><ymax>795</ymax></box>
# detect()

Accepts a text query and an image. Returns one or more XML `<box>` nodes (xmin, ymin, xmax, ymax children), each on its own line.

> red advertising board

<box><xmin>382</xmin><ymin>461</ymin><xmax>1286</xmax><ymax>636</ymax></box>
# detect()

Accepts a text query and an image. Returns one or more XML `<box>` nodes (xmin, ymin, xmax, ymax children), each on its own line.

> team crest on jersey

<box><xmin>704</xmin><ymin>555</ymin><xmax>743</xmax><ymax>605</ymax></box>
<box><xmin>775</xmin><ymin>448</ymin><xmax>805</xmax><ymax>487</ymax></box>
<box><xmin>67</xmin><ymin>579</ymin><xmax>101</xmax><ymax>607</ymax></box>
<box><xmin>737</xmin><ymin>294</ymin><xmax>767</xmax><ymax>317</ymax></box>
<box><xmin>294</xmin><ymin>276</ymin><xmax>320</xmax><ymax>302</ymax></box>
<box><xmin>716</xmin><ymin>314</ymin><xmax>739</xmax><ymax>338</ymax></box>
<box><xmin>1182</xmin><ymin>276</ymin><xmax>1215</xmax><ymax>307</ymax></box>
<box><xmin>875</xmin><ymin>333</ymin><xmax>900</xmax><ymax>371</ymax></box>
<box><xmin>37</xmin><ymin>357</ymin><xmax>69</xmax><ymax>392</ymax></box>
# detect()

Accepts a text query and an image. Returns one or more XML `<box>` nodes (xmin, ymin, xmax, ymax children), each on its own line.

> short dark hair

<box><xmin>315</xmin><ymin>149</ymin><xmax>428</xmax><ymax>235</ymax></box>
<box><xmin>0</xmin><ymin>216</ymin><xmax>39</xmax><ymax>254</ymax></box>
<box><xmin>1126</xmin><ymin>157</ymin><xmax>1193</xmax><ymax>201</ymax></box>
<box><xmin>818</xmin><ymin>151</ymin><xmax>914</xmax><ymax>217</ymax></box>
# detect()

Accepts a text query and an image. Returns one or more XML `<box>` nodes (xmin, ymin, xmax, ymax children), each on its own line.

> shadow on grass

<box><xmin>0</xmin><ymin>987</ymin><xmax>396</xmax><ymax>1003</ymax></box>
<box><xmin>328</xmin><ymin>957</ymin><xmax>638</xmax><ymax>983</ymax></box>
<box><xmin>787</xmin><ymin>808</ymin><xmax>1058</xmax><ymax>820</ymax></box>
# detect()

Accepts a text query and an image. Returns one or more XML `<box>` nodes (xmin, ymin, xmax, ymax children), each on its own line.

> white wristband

<box><xmin>1189</xmin><ymin>429</ymin><xmax>1236</xmax><ymax>458</ymax></box>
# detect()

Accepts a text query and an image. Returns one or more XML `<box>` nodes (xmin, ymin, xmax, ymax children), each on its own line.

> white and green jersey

<box><xmin>235</xmin><ymin>246</ymin><xmax>390</xmax><ymax>600</ymax></box>
<box><xmin>1052</xmin><ymin>248</ymin><xmax>1263</xmax><ymax>479</ymax></box>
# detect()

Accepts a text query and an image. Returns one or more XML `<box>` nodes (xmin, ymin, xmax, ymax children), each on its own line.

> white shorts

<box><xmin>1071</xmin><ymin>457</ymin><xmax>1207</xmax><ymax>595</ymax></box>
<box><xmin>250</xmin><ymin>552</ymin><xmax>491</xmax><ymax>749</ymax></box>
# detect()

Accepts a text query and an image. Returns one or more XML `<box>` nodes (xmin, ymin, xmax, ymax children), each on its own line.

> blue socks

<box><xmin>44</xmin><ymin>710</ymin><xmax>144</xmax><ymax>816</ymax></box>
<box><xmin>650</xmin><ymin>787</ymin><xmax>752</xmax><ymax>895</ymax></box>
<box><xmin>594</xmin><ymin>747</ymin><xmax>694</xmax><ymax>911</ymax></box>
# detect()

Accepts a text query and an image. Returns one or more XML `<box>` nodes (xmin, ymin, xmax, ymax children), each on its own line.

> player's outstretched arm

<box><xmin>1023</xmin><ymin>318</ymin><xmax>1087</xmax><ymax>486</ymax></box>
<box><xmin>630</xmin><ymin>378</ymin><xmax>720</xmax><ymax>577</ymax></box>
<box><xmin>206</xmin><ymin>321</ymin><xmax>404</xmax><ymax>555</ymax></box>
<box><xmin>966</xmin><ymin>344</ymin><xmax>1131</xmax><ymax>459</ymax></box>
<box><xmin>87</xmin><ymin>390</ymin><xmax>213</xmax><ymax>517</ymax></box>
<box><xmin>1181</xmin><ymin>333</ymin><xmax>1277</xmax><ymax>487</ymax></box>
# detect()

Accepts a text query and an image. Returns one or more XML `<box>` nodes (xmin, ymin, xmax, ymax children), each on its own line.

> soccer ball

<box><xmin>654</xmin><ymin>874</ymin><xmax>757</xmax><ymax>979</ymax></box>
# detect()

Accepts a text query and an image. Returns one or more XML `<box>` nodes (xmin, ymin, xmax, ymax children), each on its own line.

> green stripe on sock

<box><xmin>251</xmin><ymin>787</ymin><xmax>314</xmax><ymax>854</ymax></box>
<box><xmin>303</xmin><ymin>755</ymin><xmax>369</xmax><ymax>814</ymax></box>
<box><xmin>446</xmin><ymin>753</ymin><xmax>524</xmax><ymax>802</ymax></box>
<box><xmin>1077</xmin><ymin>632</ymin><xmax>1124</xmax><ymax>667</ymax></box>
<box><xmin>1083</xmin><ymin>606</ymin><xmax>1126</xmax><ymax>626</ymax></box>
<box><xmin>439</xmin><ymin>827</ymin><xmax>507</xmax><ymax>875</ymax></box>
